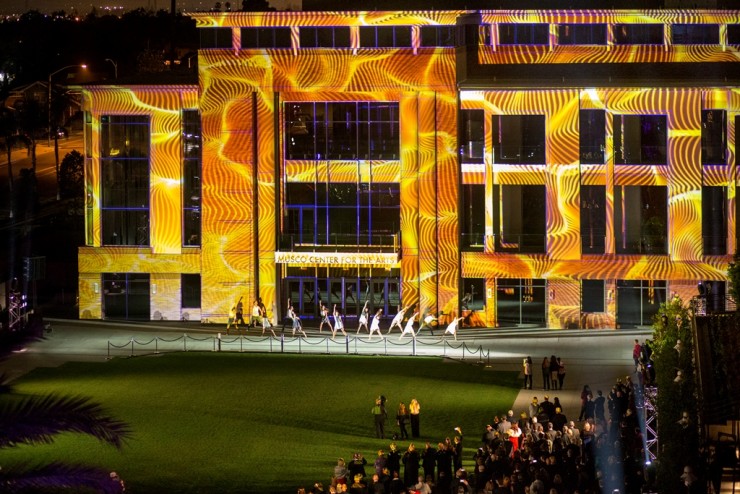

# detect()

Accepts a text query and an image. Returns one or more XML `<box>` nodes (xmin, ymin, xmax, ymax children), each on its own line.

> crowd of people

<box><xmin>298</xmin><ymin>375</ymin><xmax>657</xmax><ymax>494</ymax></box>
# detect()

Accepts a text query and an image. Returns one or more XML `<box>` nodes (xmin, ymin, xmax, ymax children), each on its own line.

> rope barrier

<box><xmin>105</xmin><ymin>333</ymin><xmax>492</xmax><ymax>364</ymax></box>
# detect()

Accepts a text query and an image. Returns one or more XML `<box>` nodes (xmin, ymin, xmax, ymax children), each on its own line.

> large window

<box><xmin>200</xmin><ymin>27</ymin><xmax>231</xmax><ymax>49</ymax></box>
<box><xmin>616</xmin><ymin>280</ymin><xmax>666</xmax><ymax>328</ymax></box>
<box><xmin>702</xmin><ymin>110</ymin><xmax>726</xmax><ymax>165</ymax></box>
<box><xmin>182</xmin><ymin>110</ymin><xmax>201</xmax><ymax>246</ymax></box>
<box><xmin>702</xmin><ymin>186</ymin><xmax>727</xmax><ymax>255</ymax></box>
<box><xmin>614</xmin><ymin>24</ymin><xmax>664</xmax><ymax>45</ymax></box>
<box><xmin>613</xmin><ymin>115</ymin><xmax>667</xmax><ymax>165</ymax></box>
<box><xmin>498</xmin><ymin>23</ymin><xmax>549</xmax><ymax>45</ymax></box>
<box><xmin>558</xmin><ymin>24</ymin><xmax>607</xmax><ymax>45</ymax></box>
<box><xmin>581</xmin><ymin>280</ymin><xmax>605</xmax><ymax>313</ymax></box>
<box><xmin>614</xmin><ymin>185</ymin><xmax>667</xmax><ymax>255</ymax></box>
<box><xmin>359</xmin><ymin>26</ymin><xmax>411</xmax><ymax>48</ymax></box>
<box><xmin>300</xmin><ymin>27</ymin><xmax>351</xmax><ymax>48</ymax></box>
<box><xmin>496</xmin><ymin>278</ymin><xmax>547</xmax><ymax>327</ymax></box>
<box><xmin>241</xmin><ymin>27</ymin><xmax>291</xmax><ymax>49</ymax></box>
<box><xmin>181</xmin><ymin>274</ymin><xmax>201</xmax><ymax>309</ymax></box>
<box><xmin>461</xmin><ymin>184</ymin><xmax>485</xmax><ymax>250</ymax></box>
<box><xmin>420</xmin><ymin>26</ymin><xmax>457</xmax><ymax>47</ymax></box>
<box><xmin>460</xmin><ymin>109</ymin><xmax>484</xmax><ymax>164</ymax></box>
<box><xmin>101</xmin><ymin>115</ymin><xmax>150</xmax><ymax>246</ymax></box>
<box><xmin>581</xmin><ymin>185</ymin><xmax>606</xmax><ymax>254</ymax></box>
<box><xmin>492</xmin><ymin>115</ymin><xmax>546</xmax><ymax>164</ymax></box>
<box><xmin>580</xmin><ymin>110</ymin><xmax>605</xmax><ymax>164</ymax></box>
<box><xmin>494</xmin><ymin>184</ymin><xmax>547</xmax><ymax>253</ymax></box>
<box><xmin>283</xmin><ymin>182</ymin><xmax>400</xmax><ymax>248</ymax></box>
<box><xmin>729</xmin><ymin>25</ymin><xmax>740</xmax><ymax>45</ymax></box>
<box><xmin>286</xmin><ymin>102</ymin><xmax>399</xmax><ymax>161</ymax></box>
<box><xmin>672</xmin><ymin>24</ymin><xmax>719</xmax><ymax>44</ymax></box>
<box><xmin>103</xmin><ymin>273</ymin><xmax>150</xmax><ymax>320</ymax></box>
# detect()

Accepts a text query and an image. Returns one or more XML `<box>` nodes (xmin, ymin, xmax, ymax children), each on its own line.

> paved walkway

<box><xmin>2</xmin><ymin>318</ymin><xmax>651</xmax><ymax>425</ymax></box>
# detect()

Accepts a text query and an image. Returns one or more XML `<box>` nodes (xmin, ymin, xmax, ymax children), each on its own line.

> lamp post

<box><xmin>105</xmin><ymin>58</ymin><xmax>118</xmax><ymax>79</ymax></box>
<box><xmin>47</xmin><ymin>64</ymin><xmax>86</xmax><ymax>146</ymax></box>
<box><xmin>48</xmin><ymin>64</ymin><xmax>86</xmax><ymax>199</ymax></box>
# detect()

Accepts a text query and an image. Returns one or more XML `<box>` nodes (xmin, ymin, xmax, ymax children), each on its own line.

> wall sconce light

<box><xmin>93</xmin><ymin>282</ymin><xmax>99</xmax><ymax>294</ymax></box>
<box><xmin>549</xmin><ymin>289</ymin><xmax>555</xmax><ymax>300</ymax></box>
<box><xmin>152</xmin><ymin>284</ymin><xmax>157</xmax><ymax>294</ymax></box>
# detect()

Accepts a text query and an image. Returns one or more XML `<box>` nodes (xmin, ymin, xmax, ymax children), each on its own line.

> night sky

<box><xmin>0</xmin><ymin>0</ymin><xmax>301</xmax><ymax>15</ymax></box>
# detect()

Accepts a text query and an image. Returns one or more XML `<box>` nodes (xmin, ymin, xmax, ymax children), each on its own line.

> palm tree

<box><xmin>0</xmin><ymin>379</ymin><xmax>132</xmax><ymax>493</ymax></box>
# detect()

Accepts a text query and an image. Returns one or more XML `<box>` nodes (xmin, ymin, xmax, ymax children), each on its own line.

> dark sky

<box><xmin>0</xmin><ymin>0</ymin><xmax>300</xmax><ymax>15</ymax></box>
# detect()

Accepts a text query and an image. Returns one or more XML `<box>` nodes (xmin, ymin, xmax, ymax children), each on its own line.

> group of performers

<box><xmin>233</xmin><ymin>297</ymin><xmax>466</xmax><ymax>340</ymax></box>
<box><xmin>316</xmin><ymin>300</ymin><xmax>465</xmax><ymax>340</ymax></box>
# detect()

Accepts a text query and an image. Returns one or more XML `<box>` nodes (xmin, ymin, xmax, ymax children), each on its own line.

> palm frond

<box><xmin>0</xmin><ymin>394</ymin><xmax>132</xmax><ymax>449</ymax></box>
<box><xmin>0</xmin><ymin>461</ymin><xmax>125</xmax><ymax>493</ymax></box>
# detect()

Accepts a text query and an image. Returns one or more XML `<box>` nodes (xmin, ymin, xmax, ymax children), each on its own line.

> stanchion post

<box><xmin>107</xmin><ymin>341</ymin><xmax>111</xmax><ymax>360</ymax></box>
<box><xmin>130</xmin><ymin>337</ymin><xmax>134</xmax><ymax>357</ymax></box>
<box><xmin>281</xmin><ymin>333</ymin><xmax>284</xmax><ymax>353</ymax></box>
<box><xmin>345</xmin><ymin>335</ymin><xmax>349</xmax><ymax>355</ymax></box>
<box><xmin>412</xmin><ymin>338</ymin><xmax>416</xmax><ymax>356</ymax></box>
<box><xmin>183</xmin><ymin>333</ymin><xmax>187</xmax><ymax>352</ymax></box>
<box><xmin>217</xmin><ymin>332</ymin><xmax>222</xmax><ymax>352</ymax></box>
<box><xmin>155</xmin><ymin>338</ymin><xmax>159</xmax><ymax>355</ymax></box>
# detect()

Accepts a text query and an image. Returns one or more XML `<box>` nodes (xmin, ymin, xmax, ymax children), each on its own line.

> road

<box><xmin>0</xmin><ymin>132</ymin><xmax>84</xmax><ymax>218</ymax></box>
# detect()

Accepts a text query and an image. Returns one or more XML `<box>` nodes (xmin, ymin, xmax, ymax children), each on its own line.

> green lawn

<box><xmin>3</xmin><ymin>353</ymin><xmax>519</xmax><ymax>493</ymax></box>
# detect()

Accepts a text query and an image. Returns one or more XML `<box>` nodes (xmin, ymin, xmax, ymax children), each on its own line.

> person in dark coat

<box><xmin>402</xmin><ymin>443</ymin><xmax>420</xmax><ymax>487</ymax></box>
<box><xmin>386</xmin><ymin>443</ymin><xmax>401</xmax><ymax>478</ymax></box>
<box><xmin>421</xmin><ymin>441</ymin><xmax>437</xmax><ymax>481</ymax></box>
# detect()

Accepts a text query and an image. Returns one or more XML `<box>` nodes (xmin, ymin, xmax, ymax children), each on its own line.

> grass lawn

<box><xmin>3</xmin><ymin>353</ymin><xmax>519</xmax><ymax>493</ymax></box>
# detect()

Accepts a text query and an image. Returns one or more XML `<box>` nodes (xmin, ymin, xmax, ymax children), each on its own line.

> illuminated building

<box><xmin>78</xmin><ymin>9</ymin><xmax>740</xmax><ymax>329</ymax></box>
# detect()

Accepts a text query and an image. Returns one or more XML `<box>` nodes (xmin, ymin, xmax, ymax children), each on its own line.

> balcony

<box><xmin>279</xmin><ymin>232</ymin><xmax>400</xmax><ymax>253</ymax></box>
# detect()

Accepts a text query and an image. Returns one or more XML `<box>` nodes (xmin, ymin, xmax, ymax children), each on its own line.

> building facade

<box><xmin>78</xmin><ymin>9</ymin><xmax>740</xmax><ymax>329</ymax></box>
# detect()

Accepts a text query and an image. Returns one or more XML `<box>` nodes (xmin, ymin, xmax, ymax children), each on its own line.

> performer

<box><xmin>369</xmin><ymin>308</ymin><xmax>383</xmax><ymax>339</ymax></box>
<box><xmin>419</xmin><ymin>311</ymin><xmax>438</xmax><ymax>336</ymax></box>
<box><xmin>386</xmin><ymin>305</ymin><xmax>410</xmax><ymax>335</ymax></box>
<box><xmin>319</xmin><ymin>301</ymin><xmax>333</xmax><ymax>333</ymax></box>
<box><xmin>399</xmin><ymin>310</ymin><xmax>419</xmax><ymax>340</ymax></box>
<box><xmin>261</xmin><ymin>302</ymin><xmax>276</xmax><ymax>337</ymax></box>
<box><xmin>332</xmin><ymin>304</ymin><xmax>347</xmax><ymax>340</ymax></box>
<box><xmin>291</xmin><ymin>305</ymin><xmax>306</xmax><ymax>337</ymax></box>
<box><xmin>444</xmin><ymin>316</ymin><xmax>464</xmax><ymax>341</ymax></box>
<box><xmin>357</xmin><ymin>301</ymin><xmax>370</xmax><ymax>334</ymax></box>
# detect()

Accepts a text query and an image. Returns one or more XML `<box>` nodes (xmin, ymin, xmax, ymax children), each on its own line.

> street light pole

<box><xmin>105</xmin><ymin>58</ymin><xmax>118</xmax><ymax>79</ymax></box>
<box><xmin>47</xmin><ymin>64</ymin><xmax>86</xmax><ymax>199</ymax></box>
<box><xmin>47</xmin><ymin>64</ymin><xmax>87</xmax><ymax>147</ymax></box>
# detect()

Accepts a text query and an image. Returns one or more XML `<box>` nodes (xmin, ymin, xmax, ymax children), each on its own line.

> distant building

<box><xmin>78</xmin><ymin>9</ymin><xmax>739</xmax><ymax>328</ymax></box>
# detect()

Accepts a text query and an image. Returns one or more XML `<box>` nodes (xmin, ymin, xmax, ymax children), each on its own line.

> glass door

<box><xmin>286</xmin><ymin>278</ymin><xmax>319</xmax><ymax>319</ymax></box>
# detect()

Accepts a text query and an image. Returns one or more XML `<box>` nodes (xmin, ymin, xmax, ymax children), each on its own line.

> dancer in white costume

<box><xmin>386</xmin><ymin>305</ymin><xmax>410</xmax><ymax>335</ymax></box>
<box><xmin>444</xmin><ymin>317</ymin><xmax>464</xmax><ymax>340</ymax></box>
<box><xmin>419</xmin><ymin>311</ymin><xmax>438</xmax><ymax>335</ymax></box>
<box><xmin>357</xmin><ymin>301</ymin><xmax>370</xmax><ymax>334</ymax></box>
<box><xmin>331</xmin><ymin>304</ymin><xmax>347</xmax><ymax>340</ymax></box>
<box><xmin>318</xmin><ymin>301</ymin><xmax>333</xmax><ymax>333</ymax></box>
<box><xmin>291</xmin><ymin>306</ymin><xmax>306</xmax><ymax>337</ymax></box>
<box><xmin>261</xmin><ymin>304</ymin><xmax>276</xmax><ymax>337</ymax></box>
<box><xmin>368</xmin><ymin>308</ymin><xmax>383</xmax><ymax>339</ymax></box>
<box><xmin>399</xmin><ymin>310</ymin><xmax>419</xmax><ymax>340</ymax></box>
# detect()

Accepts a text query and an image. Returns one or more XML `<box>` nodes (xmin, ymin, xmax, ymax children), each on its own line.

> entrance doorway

<box><xmin>102</xmin><ymin>273</ymin><xmax>151</xmax><ymax>320</ymax></box>
<box><xmin>283</xmin><ymin>272</ymin><xmax>400</xmax><ymax>321</ymax></box>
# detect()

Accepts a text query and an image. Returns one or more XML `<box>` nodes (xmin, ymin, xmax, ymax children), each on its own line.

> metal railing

<box><xmin>279</xmin><ymin>232</ymin><xmax>400</xmax><ymax>253</ymax></box>
<box><xmin>107</xmin><ymin>333</ymin><xmax>491</xmax><ymax>365</ymax></box>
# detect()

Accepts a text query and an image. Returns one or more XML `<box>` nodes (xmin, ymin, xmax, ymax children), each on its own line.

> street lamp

<box><xmin>48</xmin><ymin>64</ymin><xmax>87</xmax><ymax>146</ymax></box>
<box><xmin>105</xmin><ymin>58</ymin><xmax>118</xmax><ymax>79</ymax></box>
<box><xmin>48</xmin><ymin>64</ymin><xmax>86</xmax><ymax>200</ymax></box>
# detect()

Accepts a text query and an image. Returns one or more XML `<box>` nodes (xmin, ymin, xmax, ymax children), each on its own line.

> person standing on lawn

<box><xmin>396</xmin><ymin>402</ymin><xmax>409</xmax><ymax>440</ymax></box>
<box><xmin>409</xmin><ymin>398</ymin><xmax>421</xmax><ymax>438</ymax></box>
<box><xmin>372</xmin><ymin>397</ymin><xmax>387</xmax><ymax>439</ymax></box>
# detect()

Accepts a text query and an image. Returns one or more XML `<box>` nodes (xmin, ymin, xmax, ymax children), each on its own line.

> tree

<box><xmin>651</xmin><ymin>297</ymin><xmax>701</xmax><ymax>492</ymax></box>
<box><xmin>0</xmin><ymin>108</ymin><xmax>18</xmax><ymax>218</ymax></box>
<box><xmin>727</xmin><ymin>253</ymin><xmax>740</xmax><ymax>305</ymax></box>
<box><xmin>241</xmin><ymin>0</ymin><xmax>275</xmax><ymax>11</ymax></box>
<box><xmin>0</xmin><ymin>387</ymin><xmax>131</xmax><ymax>493</ymax></box>
<box><xmin>15</xmin><ymin>97</ymin><xmax>44</xmax><ymax>174</ymax></box>
<box><xmin>59</xmin><ymin>150</ymin><xmax>84</xmax><ymax>201</ymax></box>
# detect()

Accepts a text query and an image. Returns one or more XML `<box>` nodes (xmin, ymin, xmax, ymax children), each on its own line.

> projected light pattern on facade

<box><xmin>78</xmin><ymin>9</ymin><xmax>739</xmax><ymax>329</ymax></box>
